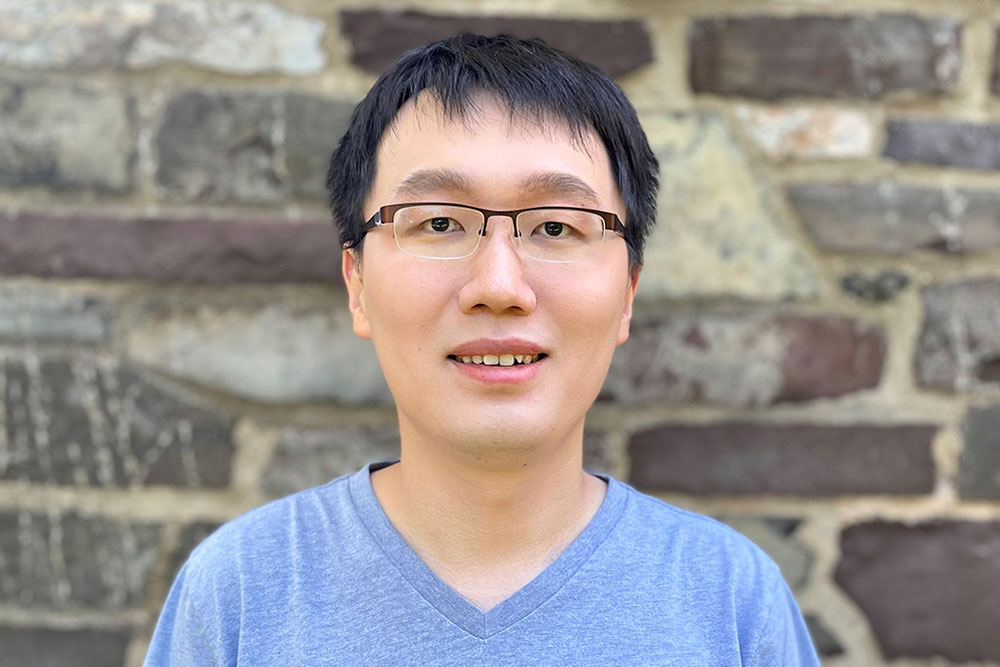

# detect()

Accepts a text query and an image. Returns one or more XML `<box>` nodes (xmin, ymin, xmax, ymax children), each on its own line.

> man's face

<box><xmin>343</xmin><ymin>93</ymin><xmax>637</xmax><ymax>464</ymax></box>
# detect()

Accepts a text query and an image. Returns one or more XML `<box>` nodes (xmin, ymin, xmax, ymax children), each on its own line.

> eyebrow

<box><xmin>391</xmin><ymin>168</ymin><xmax>603</xmax><ymax>207</ymax></box>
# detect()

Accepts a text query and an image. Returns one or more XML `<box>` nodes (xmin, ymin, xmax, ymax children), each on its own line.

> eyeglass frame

<box><xmin>360</xmin><ymin>202</ymin><xmax>627</xmax><ymax>261</ymax></box>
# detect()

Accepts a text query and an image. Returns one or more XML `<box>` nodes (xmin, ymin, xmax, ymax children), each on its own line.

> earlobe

<box><xmin>342</xmin><ymin>249</ymin><xmax>372</xmax><ymax>339</ymax></box>
<box><xmin>617</xmin><ymin>270</ymin><xmax>639</xmax><ymax>345</ymax></box>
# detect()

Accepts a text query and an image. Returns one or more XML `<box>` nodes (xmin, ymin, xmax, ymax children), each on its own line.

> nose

<box><xmin>457</xmin><ymin>214</ymin><xmax>537</xmax><ymax>315</ymax></box>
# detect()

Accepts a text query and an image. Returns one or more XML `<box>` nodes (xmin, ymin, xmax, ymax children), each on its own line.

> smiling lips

<box><xmin>447</xmin><ymin>338</ymin><xmax>548</xmax><ymax>373</ymax></box>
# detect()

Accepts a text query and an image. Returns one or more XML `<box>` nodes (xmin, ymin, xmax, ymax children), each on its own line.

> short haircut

<box><xmin>326</xmin><ymin>33</ymin><xmax>660</xmax><ymax>270</ymax></box>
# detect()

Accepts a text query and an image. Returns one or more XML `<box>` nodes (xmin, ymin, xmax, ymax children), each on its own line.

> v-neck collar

<box><xmin>348</xmin><ymin>460</ymin><xmax>628</xmax><ymax>639</ymax></box>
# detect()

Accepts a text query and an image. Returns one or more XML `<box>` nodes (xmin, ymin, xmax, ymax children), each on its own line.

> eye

<box><xmin>541</xmin><ymin>221</ymin><xmax>567</xmax><ymax>237</ymax></box>
<box><xmin>423</xmin><ymin>217</ymin><xmax>463</xmax><ymax>233</ymax></box>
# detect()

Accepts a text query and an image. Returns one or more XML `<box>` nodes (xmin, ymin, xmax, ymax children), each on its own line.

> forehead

<box><xmin>366</xmin><ymin>92</ymin><xmax>621</xmax><ymax>213</ymax></box>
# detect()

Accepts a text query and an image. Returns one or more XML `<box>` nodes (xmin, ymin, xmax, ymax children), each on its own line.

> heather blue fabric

<box><xmin>145</xmin><ymin>461</ymin><xmax>820</xmax><ymax>666</ymax></box>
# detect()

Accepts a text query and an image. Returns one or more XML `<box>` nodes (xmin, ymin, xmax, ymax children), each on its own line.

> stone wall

<box><xmin>1</xmin><ymin>1</ymin><xmax>998</xmax><ymax>665</ymax></box>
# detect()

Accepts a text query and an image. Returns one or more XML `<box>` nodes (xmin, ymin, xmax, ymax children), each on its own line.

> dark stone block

<box><xmin>689</xmin><ymin>14</ymin><xmax>962</xmax><ymax>100</ymax></box>
<box><xmin>804</xmin><ymin>615</ymin><xmax>844</xmax><ymax>657</ymax></box>
<box><xmin>628</xmin><ymin>422</ymin><xmax>936</xmax><ymax>495</ymax></box>
<box><xmin>835</xmin><ymin>520</ymin><xmax>1000</xmax><ymax>661</ymax></box>
<box><xmin>285</xmin><ymin>93</ymin><xmax>354</xmax><ymax>200</ymax></box>
<box><xmin>916</xmin><ymin>280</ymin><xmax>1000</xmax><ymax>391</ymax></box>
<box><xmin>959</xmin><ymin>405</ymin><xmax>1000</xmax><ymax>499</ymax></box>
<box><xmin>2</xmin><ymin>354</ymin><xmax>233</xmax><ymax>488</ymax></box>
<box><xmin>605</xmin><ymin>312</ymin><xmax>885</xmax><ymax>406</ymax></box>
<box><xmin>0</xmin><ymin>285</ymin><xmax>111</xmax><ymax>343</ymax></box>
<box><xmin>841</xmin><ymin>270</ymin><xmax>909</xmax><ymax>302</ymax></box>
<box><xmin>0</xmin><ymin>626</ymin><xmax>131</xmax><ymax>667</ymax></box>
<box><xmin>885</xmin><ymin>119</ymin><xmax>1000</xmax><ymax>170</ymax></box>
<box><xmin>340</xmin><ymin>10</ymin><xmax>653</xmax><ymax>78</ymax></box>
<box><xmin>0</xmin><ymin>510</ymin><xmax>160</xmax><ymax>610</ymax></box>
<box><xmin>0</xmin><ymin>211</ymin><xmax>340</xmax><ymax>284</ymax></box>
<box><xmin>717</xmin><ymin>517</ymin><xmax>812</xmax><ymax>591</ymax></box>
<box><xmin>167</xmin><ymin>522</ymin><xmax>222</xmax><ymax>583</ymax></box>
<box><xmin>788</xmin><ymin>182</ymin><xmax>1000</xmax><ymax>254</ymax></box>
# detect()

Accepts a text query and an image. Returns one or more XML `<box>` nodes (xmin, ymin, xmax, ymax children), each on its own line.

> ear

<box><xmin>617</xmin><ymin>269</ymin><xmax>639</xmax><ymax>345</ymax></box>
<box><xmin>342</xmin><ymin>249</ymin><xmax>372</xmax><ymax>339</ymax></box>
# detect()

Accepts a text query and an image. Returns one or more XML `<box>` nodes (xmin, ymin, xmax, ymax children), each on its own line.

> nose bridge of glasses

<box><xmin>480</xmin><ymin>210</ymin><xmax>522</xmax><ymax>241</ymax></box>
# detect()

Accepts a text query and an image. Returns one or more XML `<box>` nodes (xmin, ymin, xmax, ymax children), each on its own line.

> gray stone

<box><xmin>285</xmin><ymin>94</ymin><xmax>355</xmax><ymax>200</ymax></box>
<box><xmin>628</xmin><ymin>422</ymin><xmax>937</xmax><ymax>495</ymax></box>
<box><xmin>835</xmin><ymin>520</ymin><xmax>1000</xmax><ymax>661</ymax></box>
<box><xmin>0</xmin><ymin>0</ymin><xmax>325</xmax><ymax>75</ymax></box>
<box><xmin>0</xmin><ymin>81</ymin><xmax>135</xmax><ymax>192</ymax></box>
<box><xmin>262</xmin><ymin>426</ymin><xmax>399</xmax><ymax>497</ymax></box>
<box><xmin>0</xmin><ymin>211</ymin><xmax>341</xmax><ymax>284</ymax></box>
<box><xmin>718</xmin><ymin>517</ymin><xmax>812</xmax><ymax>591</ymax></box>
<box><xmin>841</xmin><ymin>270</ymin><xmax>910</xmax><ymax>303</ymax></box>
<box><xmin>885</xmin><ymin>118</ymin><xmax>1000</xmax><ymax>170</ymax></box>
<box><xmin>0</xmin><ymin>285</ymin><xmax>110</xmax><ymax>343</ymax></box>
<box><xmin>167</xmin><ymin>521</ymin><xmax>221</xmax><ymax>583</ymax></box>
<box><xmin>959</xmin><ymin>405</ymin><xmax>1000</xmax><ymax>499</ymax></box>
<box><xmin>916</xmin><ymin>280</ymin><xmax>1000</xmax><ymax>391</ymax></box>
<box><xmin>804</xmin><ymin>615</ymin><xmax>845</xmax><ymax>657</ymax></box>
<box><xmin>0</xmin><ymin>509</ymin><xmax>160</xmax><ymax>610</ymax></box>
<box><xmin>605</xmin><ymin>312</ymin><xmax>885</xmax><ymax>406</ymax></box>
<box><xmin>127</xmin><ymin>301</ymin><xmax>390</xmax><ymax>405</ymax></box>
<box><xmin>640</xmin><ymin>112</ymin><xmax>820</xmax><ymax>300</ymax></box>
<box><xmin>689</xmin><ymin>14</ymin><xmax>962</xmax><ymax>100</ymax></box>
<box><xmin>788</xmin><ymin>182</ymin><xmax>1000</xmax><ymax>254</ymax></box>
<box><xmin>1</xmin><ymin>354</ymin><xmax>234</xmax><ymax>488</ymax></box>
<box><xmin>0</xmin><ymin>626</ymin><xmax>131</xmax><ymax>667</ymax></box>
<box><xmin>583</xmin><ymin>431</ymin><xmax>615</xmax><ymax>476</ymax></box>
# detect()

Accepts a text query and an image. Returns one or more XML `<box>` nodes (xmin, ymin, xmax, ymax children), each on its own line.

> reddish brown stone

<box><xmin>0</xmin><ymin>211</ymin><xmax>340</xmax><ymax>284</ymax></box>
<box><xmin>340</xmin><ymin>10</ymin><xmax>653</xmax><ymax>78</ymax></box>
<box><xmin>835</xmin><ymin>520</ymin><xmax>1000</xmax><ymax>661</ymax></box>
<box><xmin>628</xmin><ymin>423</ymin><xmax>936</xmax><ymax>495</ymax></box>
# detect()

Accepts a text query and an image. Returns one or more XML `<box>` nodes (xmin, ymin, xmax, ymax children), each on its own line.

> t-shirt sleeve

<box><xmin>749</xmin><ymin>575</ymin><xmax>822</xmax><ymax>667</ymax></box>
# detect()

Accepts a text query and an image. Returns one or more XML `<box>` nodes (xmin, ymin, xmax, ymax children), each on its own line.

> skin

<box><xmin>342</xmin><ymin>92</ymin><xmax>638</xmax><ymax>611</ymax></box>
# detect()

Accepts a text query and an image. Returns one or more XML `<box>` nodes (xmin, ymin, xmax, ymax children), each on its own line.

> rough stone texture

<box><xmin>340</xmin><ymin>10</ymin><xmax>652</xmax><ymax>78</ymax></box>
<box><xmin>718</xmin><ymin>517</ymin><xmax>811</xmax><ymax>591</ymax></box>
<box><xmin>628</xmin><ymin>423</ymin><xmax>937</xmax><ymax>495</ymax></box>
<box><xmin>884</xmin><ymin>118</ymin><xmax>1000</xmax><ymax>170</ymax></box>
<box><xmin>0</xmin><ymin>626</ymin><xmax>131</xmax><ymax>667</ymax></box>
<box><xmin>787</xmin><ymin>182</ymin><xmax>1000</xmax><ymax>254</ymax></box>
<box><xmin>0</xmin><ymin>80</ymin><xmax>135</xmax><ymax>192</ymax></box>
<box><xmin>804</xmin><ymin>615</ymin><xmax>845</xmax><ymax>657</ymax></box>
<box><xmin>127</xmin><ymin>301</ymin><xmax>390</xmax><ymax>405</ymax></box>
<box><xmin>2</xmin><ymin>354</ymin><xmax>233</xmax><ymax>488</ymax></box>
<box><xmin>841</xmin><ymin>270</ymin><xmax>910</xmax><ymax>303</ymax></box>
<box><xmin>0</xmin><ymin>510</ymin><xmax>160</xmax><ymax>610</ymax></box>
<box><xmin>156</xmin><ymin>90</ymin><xmax>352</xmax><ymax>203</ymax></box>
<box><xmin>0</xmin><ymin>211</ymin><xmax>340</xmax><ymax>284</ymax></box>
<box><xmin>0</xmin><ymin>0</ymin><xmax>325</xmax><ymax>75</ymax></box>
<box><xmin>734</xmin><ymin>105</ymin><xmax>874</xmax><ymax>160</ymax></box>
<box><xmin>167</xmin><ymin>521</ymin><xmax>221</xmax><ymax>583</ymax></box>
<box><xmin>605</xmin><ymin>312</ymin><xmax>886</xmax><ymax>406</ymax></box>
<box><xmin>916</xmin><ymin>280</ymin><xmax>1000</xmax><ymax>391</ymax></box>
<box><xmin>261</xmin><ymin>426</ymin><xmax>400</xmax><ymax>497</ymax></box>
<box><xmin>689</xmin><ymin>14</ymin><xmax>962</xmax><ymax>100</ymax></box>
<box><xmin>640</xmin><ymin>112</ymin><xmax>820</xmax><ymax>299</ymax></box>
<box><xmin>835</xmin><ymin>520</ymin><xmax>1000</xmax><ymax>661</ymax></box>
<box><xmin>0</xmin><ymin>285</ymin><xmax>109</xmax><ymax>343</ymax></box>
<box><xmin>958</xmin><ymin>405</ymin><xmax>1000</xmax><ymax>499</ymax></box>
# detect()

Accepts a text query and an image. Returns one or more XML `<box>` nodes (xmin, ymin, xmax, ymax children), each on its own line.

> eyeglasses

<box><xmin>361</xmin><ymin>202</ymin><xmax>626</xmax><ymax>263</ymax></box>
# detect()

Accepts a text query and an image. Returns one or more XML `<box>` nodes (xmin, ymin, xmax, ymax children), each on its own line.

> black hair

<box><xmin>326</xmin><ymin>33</ymin><xmax>659</xmax><ymax>270</ymax></box>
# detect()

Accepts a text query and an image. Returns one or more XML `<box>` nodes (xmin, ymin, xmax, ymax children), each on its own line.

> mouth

<box><xmin>447</xmin><ymin>353</ymin><xmax>548</xmax><ymax>367</ymax></box>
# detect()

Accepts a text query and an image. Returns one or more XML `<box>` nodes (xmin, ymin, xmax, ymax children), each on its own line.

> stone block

<box><xmin>340</xmin><ymin>10</ymin><xmax>652</xmax><ymax>78</ymax></box>
<box><xmin>0</xmin><ymin>509</ymin><xmax>160</xmax><ymax>610</ymax></box>
<box><xmin>285</xmin><ymin>94</ymin><xmax>355</xmax><ymax>200</ymax></box>
<box><xmin>628</xmin><ymin>422</ymin><xmax>936</xmax><ymax>495</ymax></box>
<box><xmin>0</xmin><ymin>285</ymin><xmax>110</xmax><ymax>343</ymax></box>
<box><xmin>167</xmin><ymin>521</ymin><xmax>221</xmax><ymax>583</ymax></box>
<box><xmin>916</xmin><ymin>280</ymin><xmax>1000</xmax><ymax>391</ymax></box>
<box><xmin>126</xmin><ymin>301</ymin><xmax>390</xmax><ymax>405</ymax></box>
<box><xmin>835</xmin><ymin>520</ymin><xmax>1000</xmax><ymax>661</ymax></box>
<box><xmin>261</xmin><ymin>426</ymin><xmax>399</xmax><ymax>497</ymax></box>
<box><xmin>2</xmin><ymin>354</ymin><xmax>233</xmax><ymax>488</ymax></box>
<box><xmin>0</xmin><ymin>0</ymin><xmax>325</xmax><ymax>74</ymax></box>
<box><xmin>0</xmin><ymin>626</ymin><xmax>131</xmax><ymax>667</ymax></box>
<box><xmin>787</xmin><ymin>181</ymin><xmax>1000</xmax><ymax>254</ymax></box>
<box><xmin>583</xmin><ymin>431</ymin><xmax>615</xmax><ymax>476</ymax></box>
<box><xmin>804</xmin><ymin>615</ymin><xmax>844</xmax><ymax>657</ymax></box>
<box><xmin>734</xmin><ymin>105</ymin><xmax>874</xmax><ymax>160</ymax></box>
<box><xmin>958</xmin><ymin>405</ymin><xmax>1000</xmax><ymax>499</ymax></box>
<box><xmin>717</xmin><ymin>517</ymin><xmax>812</xmax><ymax>591</ymax></box>
<box><xmin>605</xmin><ymin>312</ymin><xmax>885</xmax><ymax>406</ymax></box>
<box><xmin>640</xmin><ymin>112</ymin><xmax>820</xmax><ymax>300</ymax></box>
<box><xmin>0</xmin><ymin>80</ymin><xmax>135</xmax><ymax>192</ymax></box>
<box><xmin>689</xmin><ymin>14</ymin><xmax>961</xmax><ymax>100</ymax></box>
<box><xmin>885</xmin><ymin>118</ymin><xmax>1000</xmax><ymax>170</ymax></box>
<box><xmin>841</xmin><ymin>270</ymin><xmax>909</xmax><ymax>303</ymax></box>
<box><xmin>0</xmin><ymin>211</ymin><xmax>340</xmax><ymax>284</ymax></box>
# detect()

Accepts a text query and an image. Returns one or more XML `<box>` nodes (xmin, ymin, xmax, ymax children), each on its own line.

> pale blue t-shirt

<box><xmin>145</xmin><ymin>461</ymin><xmax>820</xmax><ymax>666</ymax></box>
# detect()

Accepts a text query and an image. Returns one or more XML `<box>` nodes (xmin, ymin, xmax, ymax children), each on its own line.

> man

<box><xmin>145</xmin><ymin>34</ymin><xmax>820</xmax><ymax>665</ymax></box>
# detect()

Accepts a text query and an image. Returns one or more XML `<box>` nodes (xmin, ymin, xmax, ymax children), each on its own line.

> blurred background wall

<box><xmin>0</xmin><ymin>0</ymin><xmax>999</xmax><ymax>665</ymax></box>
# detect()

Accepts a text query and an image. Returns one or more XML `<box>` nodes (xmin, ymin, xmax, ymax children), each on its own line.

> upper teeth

<box><xmin>457</xmin><ymin>354</ymin><xmax>541</xmax><ymax>366</ymax></box>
